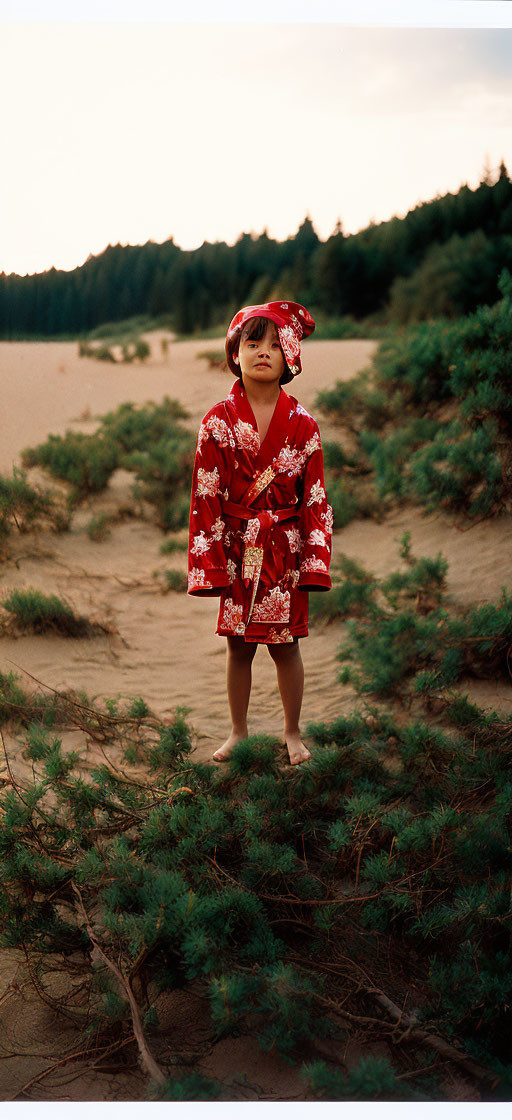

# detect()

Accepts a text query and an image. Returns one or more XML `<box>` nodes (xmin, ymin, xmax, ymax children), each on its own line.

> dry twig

<box><xmin>71</xmin><ymin>883</ymin><xmax>166</xmax><ymax>1087</ymax></box>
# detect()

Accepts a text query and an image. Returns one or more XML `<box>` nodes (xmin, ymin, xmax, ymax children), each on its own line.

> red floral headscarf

<box><xmin>225</xmin><ymin>300</ymin><xmax>315</xmax><ymax>380</ymax></box>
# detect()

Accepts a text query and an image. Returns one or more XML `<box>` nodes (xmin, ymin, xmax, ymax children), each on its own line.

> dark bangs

<box><xmin>239</xmin><ymin>316</ymin><xmax>272</xmax><ymax>344</ymax></box>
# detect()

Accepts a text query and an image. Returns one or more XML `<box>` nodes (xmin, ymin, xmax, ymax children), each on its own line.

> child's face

<box><xmin>236</xmin><ymin>320</ymin><xmax>286</xmax><ymax>386</ymax></box>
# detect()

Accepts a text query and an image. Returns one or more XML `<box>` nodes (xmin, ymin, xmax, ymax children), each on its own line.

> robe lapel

<box><xmin>229</xmin><ymin>378</ymin><xmax>258</xmax><ymax>431</ymax></box>
<box><xmin>228</xmin><ymin>381</ymin><xmax>303</xmax><ymax>506</ymax></box>
<box><xmin>255</xmin><ymin>387</ymin><xmax>290</xmax><ymax>465</ymax></box>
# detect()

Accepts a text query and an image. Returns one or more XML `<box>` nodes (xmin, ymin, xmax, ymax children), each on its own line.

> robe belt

<box><xmin>221</xmin><ymin>498</ymin><xmax>299</xmax><ymax>625</ymax></box>
<box><xmin>222</xmin><ymin>499</ymin><xmax>298</xmax><ymax>523</ymax></box>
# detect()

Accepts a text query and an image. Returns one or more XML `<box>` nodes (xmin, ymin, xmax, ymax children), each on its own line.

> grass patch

<box><xmin>1</xmin><ymin>588</ymin><xmax>107</xmax><ymax>637</ymax></box>
<box><xmin>318</xmin><ymin>534</ymin><xmax>512</xmax><ymax>701</ymax></box>
<box><xmin>0</xmin><ymin>467</ymin><xmax>67</xmax><ymax>543</ymax></box>
<box><xmin>197</xmin><ymin>349</ymin><xmax>227</xmax><ymax>370</ymax></box>
<box><xmin>22</xmin><ymin>432</ymin><xmax>119</xmax><ymax>495</ymax></box>
<box><xmin>21</xmin><ymin>399</ymin><xmax>194</xmax><ymax>529</ymax></box>
<box><xmin>159</xmin><ymin>537</ymin><xmax>187</xmax><ymax>555</ymax></box>
<box><xmin>79</xmin><ymin>337</ymin><xmax>151</xmax><ymax>363</ymax></box>
<box><xmin>86</xmin><ymin>513</ymin><xmax>114</xmax><ymax>541</ymax></box>
<box><xmin>163</xmin><ymin>569</ymin><xmax>188</xmax><ymax>593</ymax></box>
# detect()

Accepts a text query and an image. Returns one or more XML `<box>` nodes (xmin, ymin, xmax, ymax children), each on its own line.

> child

<box><xmin>187</xmin><ymin>300</ymin><xmax>333</xmax><ymax>765</ymax></box>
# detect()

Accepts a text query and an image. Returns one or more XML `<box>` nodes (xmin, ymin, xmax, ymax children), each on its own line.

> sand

<box><xmin>0</xmin><ymin>329</ymin><xmax>510</xmax><ymax>1100</ymax></box>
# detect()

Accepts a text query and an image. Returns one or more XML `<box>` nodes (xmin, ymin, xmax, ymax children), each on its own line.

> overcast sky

<box><xmin>1</xmin><ymin>15</ymin><xmax>511</xmax><ymax>275</ymax></box>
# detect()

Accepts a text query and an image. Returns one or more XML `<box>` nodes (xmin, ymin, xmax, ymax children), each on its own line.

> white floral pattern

<box><xmin>196</xmin><ymin>466</ymin><xmax>220</xmax><ymax>499</ymax></box>
<box><xmin>307</xmin><ymin>529</ymin><xmax>328</xmax><ymax>548</ymax></box>
<box><xmin>191</xmin><ymin>530</ymin><xmax>211</xmax><ymax>556</ymax></box>
<box><xmin>197</xmin><ymin>423</ymin><xmax>209</xmax><ymax>452</ymax></box>
<box><xmin>234</xmin><ymin>419</ymin><xmax>260</xmax><ymax>454</ymax></box>
<box><xmin>303</xmin><ymin>434</ymin><xmax>321</xmax><ymax>457</ymax></box>
<box><xmin>283</xmin><ymin>569</ymin><xmax>300</xmax><ymax>587</ymax></box>
<box><xmin>274</xmin><ymin>445</ymin><xmax>305</xmax><ymax>477</ymax></box>
<box><xmin>300</xmin><ymin>555</ymin><xmax>328</xmax><ymax>574</ymax></box>
<box><xmin>285</xmin><ymin>527</ymin><xmax>303</xmax><ymax>553</ymax></box>
<box><xmin>210</xmin><ymin>517</ymin><xmax>225</xmax><ymax>542</ymax></box>
<box><xmin>278</xmin><ymin>323</ymin><xmax>301</xmax><ymax>368</ymax></box>
<box><xmin>205</xmin><ymin>415</ymin><xmax>236</xmax><ymax>448</ymax></box>
<box><xmin>307</xmin><ymin>480</ymin><xmax>326</xmax><ymax>507</ymax></box>
<box><xmin>226</xmin><ymin>559</ymin><xmax>237</xmax><ymax>583</ymax></box>
<box><xmin>188</xmin><ymin>568</ymin><xmax>213</xmax><ymax>591</ymax></box>
<box><xmin>273</xmin><ymin>433</ymin><xmax>320</xmax><ymax>477</ymax></box>
<box><xmin>221</xmin><ymin>598</ymin><xmax>245</xmax><ymax>635</ymax></box>
<box><xmin>321</xmin><ymin>504</ymin><xmax>334</xmax><ymax>535</ymax></box>
<box><xmin>266</xmin><ymin>627</ymin><xmax>294</xmax><ymax>644</ymax></box>
<box><xmin>252</xmin><ymin>586</ymin><xmax>290</xmax><ymax>623</ymax></box>
<box><xmin>243</xmin><ymin>517</ymin><xmax>261</xmax><ymax>546</ymax></box>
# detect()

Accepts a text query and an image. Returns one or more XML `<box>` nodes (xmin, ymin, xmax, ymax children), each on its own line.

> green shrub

<box><xmin>86</xmin><ymin>513</ymin><xmax>112</xmax><ymax>541</ymax></box>
<box><xmin>98</xmin><ymin>397</ymin><xmax>187</xmax><ymax>449</ymax></box>
<box><xmin>159</xmin><ymin>537</ymin><xmax>187</xmax><ymax>554</ymax></box>
<box><xmin>22</xmin><ymin>432</ymin><xmax>119</xmax><ymax>494</ymax></box>
<box><xmin>310</xmin><ymin>315</ymin><xmax>386</xmax><ymax>340</ymax></box>
<box><xmin>21</xmin><ymin>399</ymin><xmax>194</xmax><ymax>524</ymax></box>
<box><xmin>310</xmin><ymin>555</ymin><xmax>379</xmax><ymax>622</ymax></box>
<box><xmin>315</xmin><ymin>536</ymin><xmax>512</xmax><ymax>698</ymax></box>
<box><xmin>319</xmin><ymin>277</ymin><xmax>512</xmax><ymax>521</ymax></box>
<box><xmin>408</xmin><ymin>421</ymin><xmax>503</xmax><ymax>516</ymax></box>
<box><xmin>372</xmin><ymin>319</ymin><xmax>452</xmax><ymax>405</ymax></box>
<box><xmin>93</xmin><ymin>345</ymin><xmax>116</xmax><ymax>362</ymax></box>
<box><xmin>198</xmin><ymin>349</ymin><xmax>227</xmax><ymax>369</ymax></box>
<box><xmin>1</xmin><ymin>587</ymin><xmax>95</xmax><ymax>636</ymax></box>
<box><xmin>324</xmin><ymin>476</ymin><xmax>361</xmax><ymax>528</ymax></box>
<box><xmin>2</xmin><ymin>682</ymin><xmax>512</xmax><ymax>1096</ymax></box>
<box><xmin>79</xmin><ymin>333</ymin><xmax>151</xmax><ymax>363</ymax></box>
<box><xmin>316</xmin><ymin>368</ymin><xmax>392</xmax><ymax>429</ymax></box>
<box><xmin>151</xmin><ymin>1074</ymin><xmax>225</xmax><ymax>1101</ymax></box>
<box><xmin>302</xmin><ymin>1056</ymin><xmax>401</xmax><ymax>1101</ymax></box>
<box><xmin>127</xmin><ymin>432</ymin><xmax>194</xmax><ymax>530</ymax></box>
<box><xmin>121</xmin><ymin>338</ymin><xmax>150</xmax><ymax>362</ymax></box>
<box><xmin>164</xmin><ymin>569</ymin><xmax>188</xmax><ymax>592</ymax></box>
<box><xmin>0</xmin><ymin>467</ymin><xmax>59</xmax><ymax>540</ymax></box>
<box><xmin>360</xmin><ymin>417</ymin><xmax>443</xmax><ymax>499</ymax></box>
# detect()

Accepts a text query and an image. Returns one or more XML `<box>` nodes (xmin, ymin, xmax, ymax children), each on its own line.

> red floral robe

<box><xmin>187</xmin><ymin>379</ymin><xmax>333</xmax><ymax>643</ymax></box>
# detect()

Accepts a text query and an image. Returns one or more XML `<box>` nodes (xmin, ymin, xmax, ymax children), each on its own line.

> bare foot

<box><xmin>285</xmin><ymin>732</ymin><xmax>311</xmax><ymax>766</ymax></box>
<box><xmin>212</xmin><ymin>729</ymin><xmax>247</xmax><ymax>763</ymax></box>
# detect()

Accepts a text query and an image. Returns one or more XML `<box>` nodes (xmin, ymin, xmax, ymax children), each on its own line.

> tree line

<box><xmin>1</xmin><ymin>163</ymin><xmax>512</xmax><ymax>338</ymax></box>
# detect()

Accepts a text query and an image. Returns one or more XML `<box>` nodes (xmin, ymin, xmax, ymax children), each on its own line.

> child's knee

<box><xmin>227</xmin><ymin>636</ymin><xmax>257</xmax><ymax>662</ymax></box>
<box><xmin>267</xmin><ymin>639</ymin><xmax>299</xmax><ymax>663</ymax></box>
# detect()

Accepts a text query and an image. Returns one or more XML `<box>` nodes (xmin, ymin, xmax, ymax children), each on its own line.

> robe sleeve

<box><xmin>297</xmin><ymin>426</ymin><xmax>333</xmax><ymax>592</ymax></box>
<box><xmin>187</xmin><ymin>410</ymin><xmax>232</xmax><ymax>597</ymax></box>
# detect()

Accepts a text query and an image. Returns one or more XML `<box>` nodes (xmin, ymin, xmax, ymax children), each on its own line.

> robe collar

<box><xmin>228</xmin><ymin>378</ymin><xmax>292</xmax><ymax>465</ymax></box>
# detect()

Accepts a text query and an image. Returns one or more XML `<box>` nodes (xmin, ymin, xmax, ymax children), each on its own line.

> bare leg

<box><xmin>213</xmin><ymin>636</ymin><xmax>258</xmax><ymax>762</ymax></box>
<box><xmin>267</xmin><ymin>639</ymin><xmax>311</xmax><ymax>765</ymax></box>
